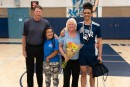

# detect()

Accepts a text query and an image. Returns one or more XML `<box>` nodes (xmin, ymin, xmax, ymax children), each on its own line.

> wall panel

<box><xmin>30</xmin><ymin>7</ymin><xmax>66</xmax><ymax>17</ymax></box>
<box><xmin>102</xmin><ymin>7</ymin><xmax>130</xmax><ymax>17</ymax></box>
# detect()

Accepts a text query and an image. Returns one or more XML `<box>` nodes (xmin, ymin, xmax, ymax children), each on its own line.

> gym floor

<box><xmin>0</xmin><ymin>38</ymin><xmax>130</xmax><ymax>87</ymax></box>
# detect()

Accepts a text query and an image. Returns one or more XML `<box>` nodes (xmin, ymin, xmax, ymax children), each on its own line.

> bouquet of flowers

<box><xmin>62</xmin><ymin>42</ymin><xmax>79</xmax><ymax>69</ymax></box>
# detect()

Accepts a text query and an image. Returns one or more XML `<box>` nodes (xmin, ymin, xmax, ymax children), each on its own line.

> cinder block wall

<box><xmin>0</xmin><ymin>0</ymin><xmax>130</xmax><ymax>17</ymax></box>
<box><xmin>29</xmin><ymin>7</ymin><xmax>66</xmax><ymax>17</ymax></box>
<box><xmin>0</xmin><ymin>8</ymin><xmax>8</xmax><ymax>18</ymax></box>
<box><xmin>102</xmin><ymin>7</ymin><xmax>130</xmax><ymax>17</ymax></box>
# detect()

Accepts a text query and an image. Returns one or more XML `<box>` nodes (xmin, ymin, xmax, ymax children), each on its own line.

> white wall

<box><xmin>98</xmin><ymin>0</ymin><xmax>130</xmax><ymax>17</ymax></box>
<box><xmin>0</xmin><ymin>0</ymin><xmax>130</xmax><ymax>8</ymax></box>
<box><xmin>100</xmin><ymin>0</ymin><xmax>130</xmax><ymax>6</ymax></box>
<box><xmin>0</xmin><ymin>0</ymin><xmax>130</xmax><ymax>17</ymax></box>
<box><xmin>41</xmin><ymin>0</ymin><xmax>67</xmax><ymax>7</ymax></box>
<box><xmin>0</xmin><ymin>0</ymin><xmax>67</xmax><ymax>8</ymax></box>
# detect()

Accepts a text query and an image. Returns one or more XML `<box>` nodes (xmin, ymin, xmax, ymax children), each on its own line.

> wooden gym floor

<box><xmin>0</xmin><ymin>38</ymin><xmax>130</xmax><ymax>87</ymax></box>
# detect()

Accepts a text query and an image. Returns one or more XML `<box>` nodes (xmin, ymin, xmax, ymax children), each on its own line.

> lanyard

<box><xmin>82</xmin><ymin>21</ymin><xmax>92</xmax><ymax>38</ymax></box>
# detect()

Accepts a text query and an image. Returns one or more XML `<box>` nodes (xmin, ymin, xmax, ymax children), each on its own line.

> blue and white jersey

<box><xmin>43</xmin><ymin>38</ymin><xmax>59</xmax><ymax>62</ymax></box>
<box><xmin>77</xmin><ymin>21</ymin><xmax>102</xmax><ymax>56</ymax></box>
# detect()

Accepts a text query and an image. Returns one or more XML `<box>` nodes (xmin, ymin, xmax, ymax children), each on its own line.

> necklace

<box><xmin>81</xmin><ymin>21</ymin><xmax>93</xmax><ymax>42</ymax></box>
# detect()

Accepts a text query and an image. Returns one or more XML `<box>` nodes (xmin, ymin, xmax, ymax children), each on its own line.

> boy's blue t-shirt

<box><xmin>43</xmin><ymin>38</ymin><xmax>59</xmax><ymax>62</ymax></box>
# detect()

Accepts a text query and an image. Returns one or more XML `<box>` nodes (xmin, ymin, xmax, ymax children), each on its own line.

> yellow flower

<box><xmin>62</xmin><ymin>42</ymin><xmax>80</xmax><ymax>69</ymax></box>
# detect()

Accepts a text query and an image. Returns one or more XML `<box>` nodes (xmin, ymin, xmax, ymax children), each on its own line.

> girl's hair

<box><xmin>83</xmin><ymin>2</ymin><xmax>93</xmax><ymax>12</ymax></box>
<box><xmin>66</xmin><ymin>18</ymin><xmax>77</xmax><ymax>31</ymax></box>
<box><xmin>43</xmin><ymin>27</ymin><xmax>54</xmax><ymax>40</ymax></box>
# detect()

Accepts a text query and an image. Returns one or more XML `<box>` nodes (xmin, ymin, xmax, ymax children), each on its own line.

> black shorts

<box><xmin>79</xmin><ymin>45</ymin><xmax>98</xmax><ymax>67</ymax></box>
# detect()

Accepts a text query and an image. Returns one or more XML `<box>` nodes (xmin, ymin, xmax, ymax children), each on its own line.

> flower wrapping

<box><xmin>62</xmin><ymin>42</ymin><xmax>79</xmax><ymax>69</ymax></box>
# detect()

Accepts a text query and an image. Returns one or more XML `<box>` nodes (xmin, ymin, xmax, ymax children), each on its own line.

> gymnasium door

<box><xmin>8</xmin><ymin>8</ymin><xmax>29</xmax><ymax>38</ymax></box>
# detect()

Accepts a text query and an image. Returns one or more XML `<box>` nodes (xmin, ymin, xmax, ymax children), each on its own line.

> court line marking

<box><xmin>102</xmin><ymin>55</ymin><xmax>120</xmax><ymax>56</ymax></box>
<box><xmin>19</xmin><ymin>71</ymin><xmax>26</xmax><ymax>87</ymax></box>
<box><xmin>103</xmin><ymin>61</ymin><xmax>127</xmax><ymax>63</ymax></box>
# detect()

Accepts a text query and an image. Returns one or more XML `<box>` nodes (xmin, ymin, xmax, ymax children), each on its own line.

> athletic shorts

<box><xmin>79</xmin><ymin>45</ymin><xmax>98</xmax><ymax>67</ymax></box>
